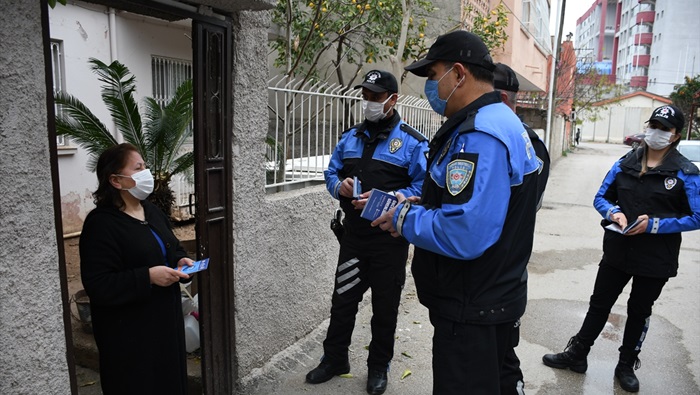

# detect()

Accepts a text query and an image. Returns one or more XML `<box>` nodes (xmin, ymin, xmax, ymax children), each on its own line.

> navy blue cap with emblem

<box><xmin>354</xmin><ymin>70</ymin><xmax>398</xmax><ymax>93</ymax></box>
<box><xmin>647</xmin><ymin>105</ymin><xmax>685</xmax><ymax>131</ymax></box>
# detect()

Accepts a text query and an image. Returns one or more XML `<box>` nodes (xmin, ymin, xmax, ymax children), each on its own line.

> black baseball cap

<box><xmin>493</xmin><ymin>63</ymin><xmax>519</xmax><ymax>92</ymax></box>
<box><xmin>647</xmin><ymin>105</ymin><xmax>685</xmax><ymax>131</ymax></box>
<box><xmin>354</xmin><ymin>70</ymin><xmax>398</xmax><ymax>93</ymax></box>
<box><xmin>405</xmin><ymin>30</ymin><xmax>496</xmax><ymax>77</ymax></box>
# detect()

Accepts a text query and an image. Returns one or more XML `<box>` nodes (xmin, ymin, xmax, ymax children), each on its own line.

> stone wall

<box><xmin>0</xmin><ymin>1</ymin><xmax>72</xmax><ymax>393</ymax></box>
<box><xmin>229</xmin><ymin>9</ymin><xmax>339</xmax><ymax>386</ymax></box>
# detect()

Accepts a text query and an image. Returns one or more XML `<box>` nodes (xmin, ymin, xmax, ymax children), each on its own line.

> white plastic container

<box><xmin>183</xmin><ymin>314</ymin><xmax>200</xmax><ymax>353</ymax></box>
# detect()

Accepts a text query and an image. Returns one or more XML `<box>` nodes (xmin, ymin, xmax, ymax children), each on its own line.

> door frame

<box><xmin>42</xmin><ymin>1</ymin><xmax>236</xmax><ymax>392</ymax></box>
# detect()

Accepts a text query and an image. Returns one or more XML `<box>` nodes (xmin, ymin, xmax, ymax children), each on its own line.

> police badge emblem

<box><xmin>664</xmin><ymin>177</ymin><xmax>677</xmax><ymax>190</ymax></box>
<box><xmin>446</xmin><ymin>159</ymin><xmax>475</xmax><ymax>196</ymax></box>
<box><xmin>389</xmin><ymin>138</ymin><xmax>403</xmax><ymax>153</ymax></box>
<box><xmin>366</xmin><ymin>71</ymin><xmax>381</xmax><ymax>83</ymax></box>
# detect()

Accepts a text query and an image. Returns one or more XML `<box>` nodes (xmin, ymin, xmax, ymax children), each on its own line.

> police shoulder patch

<box><xmin>446</xmin><ymin>159</ymin><xmax>475</xmax><ymax>196</ymax></box>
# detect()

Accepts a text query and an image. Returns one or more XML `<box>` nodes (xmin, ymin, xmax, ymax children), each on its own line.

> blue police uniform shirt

<box><xmin>394</xmin><ymin>97</ymin><xmax>540</xmax><ymax>260</ymax></box>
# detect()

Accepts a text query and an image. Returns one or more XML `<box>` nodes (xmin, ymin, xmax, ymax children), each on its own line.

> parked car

<box><xmin>623</xmin><ymin>133</ymin><xmax>645</xmax><ymax>149</ymax></box>
<box><xmin>677</xmin><ymin>140</ymin><xmax>700</xmax><ymax>168</ymax></box>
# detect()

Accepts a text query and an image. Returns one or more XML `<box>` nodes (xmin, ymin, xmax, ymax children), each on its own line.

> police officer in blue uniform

<box><xmin>373</xmin><ymin>31</ymin><xmax>541</xmax><ymax>394</ymax></box>
<box><xmin>543</xmin><ymin>105</ymin><xmax>700</xmax><ymax>393</ymax></box>
<box><xmin>493</xmin><ymin>62</ymin><xmax>550</xmax><ymax>395</ymax></box>
<box><xmin>306</xmin><ymin>70</ymin><xmax>428</xmax><ymax>395</ymax></box>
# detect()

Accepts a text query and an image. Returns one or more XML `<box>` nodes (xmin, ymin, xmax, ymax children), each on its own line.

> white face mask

<box><xmin>644</xmin><ymin>127</ymin><xmax>674</xmax><ymax>150</ymax></box>
<box><xmin>362</xmin><ymin>95</ymin><xmax>394</xmax><ymax>122</ymax></box>
<box><xmin>117</xmin><ymin>169</ymin><xmax>154</xmax><ymax>200</ymax></box>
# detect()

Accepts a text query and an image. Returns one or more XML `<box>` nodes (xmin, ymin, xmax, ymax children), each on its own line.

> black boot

<box><xmin>615</xmin><ymin>351</ymin><xmax>641</xmax><ymax>392</ymax></box>
<box><xmin>366</xmin><ymin>368</ymin><xmax>388</xmax><ymax>395</ymax></box>
<box><xmin>542</xmin><ymin>336</ymin><xmax>590</xmax><ymax>373</ymax></box>
<box><xmin>305</xmin><ymin>359</ymin><xmax>350</xmax><ymax>384</ymax></box>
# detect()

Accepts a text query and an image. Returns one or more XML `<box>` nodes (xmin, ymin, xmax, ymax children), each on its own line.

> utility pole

<box><xmin>545</xmin><ymin>0</ymin><xmax>566</xmax><ymax>149</ymax></box>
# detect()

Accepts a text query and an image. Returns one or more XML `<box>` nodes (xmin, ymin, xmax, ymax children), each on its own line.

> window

<box><xmin>151</xmin><ymin>56</ymin><xmax>192</xmax><ymax>108</ymax></box>
<box><xmin>50</xmin><ymin>39</ymin><xmax>68</xmax><ymax>147</ymax></box>
<box><xmin>522</xmin><ymin>0</ymin><xmax>531</xmax><ymax>23</ymax></box>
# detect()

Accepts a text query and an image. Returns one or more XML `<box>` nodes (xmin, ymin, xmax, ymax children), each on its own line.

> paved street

<box><xmin>243</xmin><ymin>142</ymin><xmax>700</xmax><ymax>395</ymax></box>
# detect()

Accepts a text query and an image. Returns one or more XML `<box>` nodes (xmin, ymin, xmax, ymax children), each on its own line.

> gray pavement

<box><xmin>242</xmin><ymin>142</ymin><xmax>700</xmax><ymax>395</ymax></box>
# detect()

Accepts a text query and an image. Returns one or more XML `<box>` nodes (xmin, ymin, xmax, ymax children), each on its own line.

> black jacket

<box><xmin>596</xmin><ymin>148</ymin><xmax>700</xmax><ymax>278</ymax></box>
<box><xmin>80</xmin><ymin>200</ymin><xmax>188</xmax><ymax>395</ymax></box>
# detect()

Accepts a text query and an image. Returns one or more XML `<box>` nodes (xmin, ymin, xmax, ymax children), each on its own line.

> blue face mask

<box><xmin>424</xmin><ymin>66</ymin><xmax>462</xmax><ymax>116</ymax></box>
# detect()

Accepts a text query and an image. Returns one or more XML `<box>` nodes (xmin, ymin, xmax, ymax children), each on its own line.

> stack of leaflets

<box><xmin>360</xmin><ymin>189</ymin><xmax>398</xmax><ymax>221</ymax></box>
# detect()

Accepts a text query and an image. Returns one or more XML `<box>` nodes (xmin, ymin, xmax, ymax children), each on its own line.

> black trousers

<box><xmin>577</xmin><ymin>261</ymin><xmax>668</xmax><ymax>354</ymax></box>
<box><xmin>430</xmin><ymin>312</ymin><xmax>518</xmax><ymax>395</ymax></box>
<box><xmin>500</xmin><ymin>319</ymin><xmax>525</xmax><ymax>395</ymax></box>
<box><xmin>322</xmin><ymin>232</ymin><xmax>408</xmax><ymax>370</ymax></box>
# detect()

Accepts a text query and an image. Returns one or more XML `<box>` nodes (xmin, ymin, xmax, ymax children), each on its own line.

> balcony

<box><xmin>630</xmin><ymin>76</ymin><xmax>648</xmax><ymax>88</ymax></box>
<box><xmin>636</xmin><ymin>11</ymin><xmax>655</xmax><ymax>25</ymax></box>
<box><xmin>633</xmin><ymin>54</ymin><xmax>651</xmax><ymax>67</ymax></box>
<box><xmin>638</xmin><ymin>0</ymin><xmax>655</xmax><ymax>4</ymax></box>
<box><xmin>635</xmin><ymin>32</ymin><xmax>653</xmax><ymax>45</ymax></box>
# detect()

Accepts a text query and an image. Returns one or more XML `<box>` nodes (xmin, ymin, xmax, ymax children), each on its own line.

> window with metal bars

<box><xmin>51</xmin><ymin>39</ymin><xmax>68</xmax><ymax>147</ymax></box>
<box><xmin>151</xmin><ymin>55</ymin><xmax>192</xmax><ymax>107</ymax></box>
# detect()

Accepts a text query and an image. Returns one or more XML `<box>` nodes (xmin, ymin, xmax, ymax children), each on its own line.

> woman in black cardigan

<box><xmin>80</xmin><ymin>143</ymin><xmax>193</xmax><ymax>395</ymax></box>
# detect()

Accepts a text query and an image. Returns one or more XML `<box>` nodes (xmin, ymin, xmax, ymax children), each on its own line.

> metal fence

<box><xmin>168</xmin><ymin>76</ymin><xmax>441</xmax><ymax>210</ymax></box>
<box><xmin>265</xmin><ymin>75</ymin><xmax>441</xmax><ymax>191</ymax></box>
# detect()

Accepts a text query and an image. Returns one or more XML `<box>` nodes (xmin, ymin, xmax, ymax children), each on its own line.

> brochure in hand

<box><xmin>353</xmin><ymin>176</ymin><xmax>362</xmax><ymax>199</ymax></box>
<box><xmin>360</xmin><ymin>189</ymin><xmax>398</xmax><ymax>221</ymax></box>
<box><xmin>605</xmin><ymin>218</ymin><xmax>642</xmax><ymax>235</ymax></box>
<box><xmin>180</xmin><ymin>258</ymin><xmax>210</xmax><ymax>274</ymax></box>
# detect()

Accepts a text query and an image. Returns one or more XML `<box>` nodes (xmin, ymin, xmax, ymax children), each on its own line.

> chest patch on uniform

<box><xmin>664</xmin><ymin>177</ymin><xmax>677</xmax><ymax>190</ymax></box>
<box><xmin>446</xmin><ymin>159</ymin><xmax>475</xmax><ymax>196</ymax></box>
<box><xmin>389</xmin><ymin>138</ymin><xmax>403</xmax><ymax>153</ymax></box>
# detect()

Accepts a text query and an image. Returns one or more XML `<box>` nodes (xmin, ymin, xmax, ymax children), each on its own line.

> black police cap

<box><xmin>493</xmin><ymin>63</ymin><xmax>520</xmax><ymax>92</ymax></box>
<box><xmin>354</xmin><ymin>70</ymin><xmax>398</xmax><ymax>93</ymax></box>
<box><xmin>405</xmin><ymin>30</ymin><xmax>496</xmax><ymax>77</ymax></box>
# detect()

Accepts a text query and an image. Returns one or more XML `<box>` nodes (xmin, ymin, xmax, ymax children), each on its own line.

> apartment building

<box><xmin>576</xmin><ymin>0</ymin><xmax>700</xmax><ymax>97</ymax></box>
<box><xmin>461</xmin><ymin>0</ymin><xmax>552</xmax><ymax>93</ymax></box>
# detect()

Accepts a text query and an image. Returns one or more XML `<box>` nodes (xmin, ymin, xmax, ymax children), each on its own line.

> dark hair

<box><xmin>464</xmin><ymin>62</ymin><xmax>494</xmax><ymax>85</ymax></box>
<box><xmin>445</xmin><ymin>61</ymin><xmax>494</xmax><ymax>85</ymax></box>
<box><xmin>93</xmin><ymin>143</ymin><xmax>139</xmax><ymax>209</ymax></box>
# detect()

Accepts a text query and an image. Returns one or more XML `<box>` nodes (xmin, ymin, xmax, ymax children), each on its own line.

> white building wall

<box><xmin>578</xmin><ymin>95</ymin><xmax>670</xmax><ymax>143</ymax></box>
<box><xmin>575</xmin><ymin>3</ymin><xmax>601</xmax><ymax>64</ymax></box>
<box><xmin>49</xmin><ymin>2</ymin><xmax>192</xmax><ymax>233</ymax></box>
<box><xmin>646</xmin><ymin>0</ymin><xmax>700</xmax><ymax>97</ymax></box>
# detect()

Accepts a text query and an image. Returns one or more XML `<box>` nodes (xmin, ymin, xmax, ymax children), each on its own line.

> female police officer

<box><xmin>542</xmin><ymin>105</ymin><xmax>700</xmax><ymax>392</ymax></box>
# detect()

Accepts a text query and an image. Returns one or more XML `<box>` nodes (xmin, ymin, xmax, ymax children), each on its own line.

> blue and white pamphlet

<box><xmin>180</xmin><ymin>258</ymin><xmax>210</xmax><ymax>274</ymax></box>
<box><xmin>353</xmin><ymin>176</ymin><xmax>362</xmax><ymax>199</ymax></box>
<box><xmin>360</xmin><ymin>189</ymin><xmax>398</xmax><ymax>221</ymax></box>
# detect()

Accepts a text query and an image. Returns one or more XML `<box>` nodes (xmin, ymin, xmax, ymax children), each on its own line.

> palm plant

<box><xmin>55</xmin><ymin>58</ymin><xmax>194</xmax><ymax>216</ymax></box>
